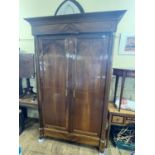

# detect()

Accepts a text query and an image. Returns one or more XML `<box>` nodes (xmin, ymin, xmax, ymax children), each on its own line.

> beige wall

<box><xmin>20</xmin><ymin>0</ymin><xmax>135</xmax><ymax>69</ymax></box>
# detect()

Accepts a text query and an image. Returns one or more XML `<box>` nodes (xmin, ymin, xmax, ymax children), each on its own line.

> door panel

<box><xmin>72</xmin><ymin>36</ymin><xmax>108</xmax><ymax>136</ymax></box>
<box><xmin>39</xmin><ymin>37</ymin><xmax>69</xmax><ymax>130</ymax></box>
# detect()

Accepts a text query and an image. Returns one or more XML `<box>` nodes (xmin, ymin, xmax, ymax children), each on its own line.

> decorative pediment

<box><xmin>61</xmin><ymin>23</ymin><xmax>79</xmax><ymax>33</ymax></box>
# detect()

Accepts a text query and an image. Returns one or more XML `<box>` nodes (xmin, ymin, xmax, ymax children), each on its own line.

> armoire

<box><xmin>26</xmin><ymin>10</ymin><xmax>125</xmax><ymax>152</ymax></box>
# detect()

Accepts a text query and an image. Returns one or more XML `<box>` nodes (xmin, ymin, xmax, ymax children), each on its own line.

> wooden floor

<box><xmin>19</xmin><ymin>122</ymin><xmax>131</xmax><ymax>155</ymax></box>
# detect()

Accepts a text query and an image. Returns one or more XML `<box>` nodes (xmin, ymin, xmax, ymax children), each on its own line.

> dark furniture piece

<box><xmin>19</xmin><ymin>53</ymin><xmax>35</xmax><ymax>78</ymax></box>
<box><xmin>19</xmin><ymin>98</ymin><xmax>38</xmax><ymax>132</ymax></box>
<box><xmin>113</xmin><ymin>68</ymin><xmax>135</xmax><ymax>111</ymax></box>
<box><xmin>19</xmin><ymin>53</ymin><xmax>36</xmax><ymax>97</ymax></box>
<box><xmin>26</xmin><ymin>10</ymin><xmax>126</xmax><ymax>152</ymax></box>
<box><xmin>19</xmin><ymin>109</ymin><xmax>25</xmax><ymax>134</ymax></box>
<box><xmin>19</xmin><ymin>53</ymin><xmax>37</xmax><ymax>122</ymax></box>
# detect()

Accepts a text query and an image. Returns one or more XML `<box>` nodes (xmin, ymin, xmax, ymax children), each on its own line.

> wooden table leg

<box><xmin>113</xmin><ymin>75</ymin><xmax>119</xmax><ymax>104</ymax></box>
<box><xmin>119</xmin><ymin>72</ymin><xmax>126</xmax><ymax>111</ymax></box>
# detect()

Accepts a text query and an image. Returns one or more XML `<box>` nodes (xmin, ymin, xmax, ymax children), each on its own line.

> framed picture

<box><xmin>119</xmin><ymin>34</ymin><xmax>135</xmax><ymax>55</ymax></box>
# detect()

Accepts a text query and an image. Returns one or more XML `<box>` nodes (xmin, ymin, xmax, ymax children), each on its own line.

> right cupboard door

<box><xmin>72</xmin><ymin>34</ymin><xmax>109</xmax><ymax>138</ymax></box>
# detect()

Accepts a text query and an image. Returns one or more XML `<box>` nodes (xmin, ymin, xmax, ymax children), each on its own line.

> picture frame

<box><xmin>119</xmin><ymin>34</ymin><xmax>135</xmax><ymax>55</ymax></box>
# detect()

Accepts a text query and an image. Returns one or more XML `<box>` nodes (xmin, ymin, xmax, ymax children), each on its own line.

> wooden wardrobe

<box><xmin>26</xmin><ymin>10</ymin><xmax>125</xmax><ymax>152</ymax></box>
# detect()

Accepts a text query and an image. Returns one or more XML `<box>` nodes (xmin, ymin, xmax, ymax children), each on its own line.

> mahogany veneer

<box><xmin>26</xmin><ymin>10</ymin><xmax>126</xmax><ymax>152</ymax></box>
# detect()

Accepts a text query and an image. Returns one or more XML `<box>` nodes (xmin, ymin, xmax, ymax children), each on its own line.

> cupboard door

<box><xmin>38</xmin><ymin>36</ymin><xmax>69</xmax><ymax>130</ymax></box>
<box><xmin>72</xmin><ymin>35</ymin><xmax>109</xmax><ymax>137</ymax></box>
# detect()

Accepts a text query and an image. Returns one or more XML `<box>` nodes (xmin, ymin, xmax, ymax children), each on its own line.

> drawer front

<box><xmin>125</xmin><ymin>117</ymin><xmax>135</xmax><ymax>124</ymax></box>
<box><xmin>112</xmin><ymin>116</ymin><xmax>124</xmax><ymax>124</ymax></box>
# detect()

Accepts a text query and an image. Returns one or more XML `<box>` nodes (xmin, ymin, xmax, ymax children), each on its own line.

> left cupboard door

<box><xmin>38</xmin><ymin>36</ymin><xmax>69</xmax><ymax>131</ymax></box>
